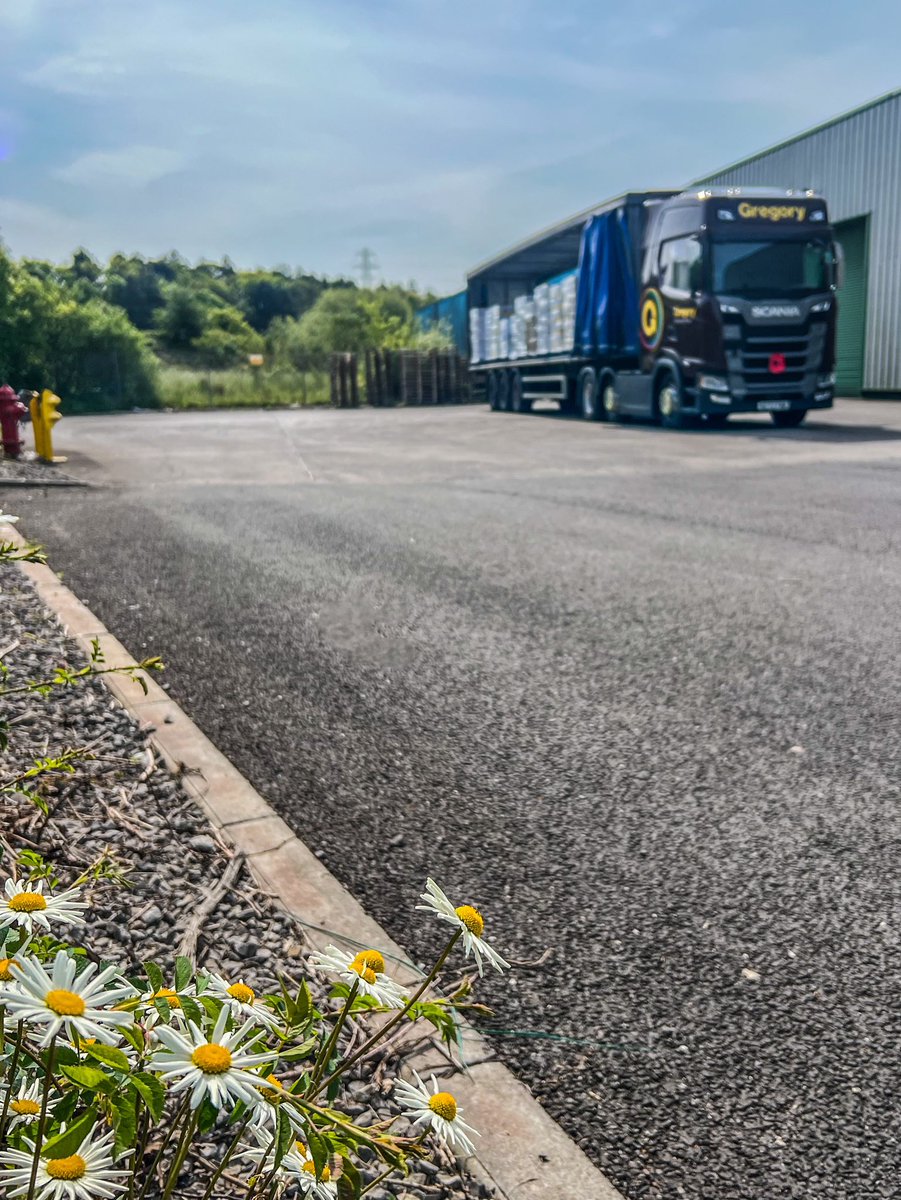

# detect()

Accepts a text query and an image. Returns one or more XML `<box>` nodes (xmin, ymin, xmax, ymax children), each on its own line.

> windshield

<box><xmin>711</xmin><ymin>239</ymin><xmax>833</xmax><ymax>298</ymax></box>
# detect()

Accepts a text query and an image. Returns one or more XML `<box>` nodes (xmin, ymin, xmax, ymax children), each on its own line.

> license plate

<box><xmin>757</xmin><ymin>400</ymin><xmax>791</xmax><ymax>412</ymax></box>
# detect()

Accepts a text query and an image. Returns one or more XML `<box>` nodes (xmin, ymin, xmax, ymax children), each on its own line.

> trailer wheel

<box><xmin>771</xmin><ymin>409</ymin><xmax>808</xmax><ymax>428</ymax></box>
<box><xmin>511</xmin><ymin>371</ymin><xmax>531</xmax><ymax>413</ymax></box>
<box><xmin>578</xmin><ymin>368</ymin><xmax>601</xmax><ymax>421</ymax></box>
<box><xmin>655</xmin><ymin>372</ymin><xmax>686</xmax><ymax>430</ymax></box>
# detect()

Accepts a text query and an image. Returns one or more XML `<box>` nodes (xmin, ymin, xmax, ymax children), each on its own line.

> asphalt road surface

<box><xmin>10</xmin><ymin>400</ymin><xmax>901</xmax><ymax>1200</ymax></box>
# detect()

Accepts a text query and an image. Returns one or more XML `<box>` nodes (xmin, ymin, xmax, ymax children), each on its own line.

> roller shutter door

<box><xmin>834</xmin><ymin>216</ymin><xmax>868</xmax><ymax>396</ymax></box>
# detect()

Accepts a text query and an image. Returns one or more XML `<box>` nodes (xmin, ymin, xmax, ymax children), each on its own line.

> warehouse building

<box><xmin>696</xmin><ymin>88</ymin><xmax>901</xmax><ymax>396</ymax></box>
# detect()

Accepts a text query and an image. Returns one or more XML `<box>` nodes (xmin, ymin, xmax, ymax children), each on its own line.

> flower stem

<box><xmin>312</xmin><ymin>930</ymin><xmax>461</xmax><ymax>1099</ymax></box>
<box><xmin>309</xmin><ymin>979</ymin><xmax>359</xmax><ymax>1089</ymax></box>
<box><xmin>137</xmin><ymin>1094</ymin><xmax>191</xmax><ymax>1200</ymax></box>
<box><xmin>199</xmin><ymin>1114</ymin><xmax>251</xmax><ymax>1200</ymax></box>
<box><xmin>161</xmin><ymin>1109</ymin><xmax>198</xmax><ymax>1200</ymax></box>
<box><xmin>26</xmin><ymin>1035</ymin><xmax>56</xmax><ymax>1200</ymax></box>
<box><xmin>0</xmin><ymin>1021</ymin><xmax>23</xmax><ymax>1142</ymax></box>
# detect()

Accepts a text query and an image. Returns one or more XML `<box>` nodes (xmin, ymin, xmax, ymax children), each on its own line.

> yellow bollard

<box><xmin>28</xmin><ymin>392</ymin><xmax>46</xmax><ymax>460</ymax></box>
<box><xmin>37</xmin><ymin>390</ymin><xmax>66</xmax><ymax>463</ymax></box>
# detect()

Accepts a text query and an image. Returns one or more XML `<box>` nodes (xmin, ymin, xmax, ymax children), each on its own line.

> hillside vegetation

<box><xmin>0</xmin><ymin>245</ymin><xmax>450</xmax><ymax>411</ymax></box>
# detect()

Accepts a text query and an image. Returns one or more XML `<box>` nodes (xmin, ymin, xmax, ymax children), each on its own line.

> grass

<box><xmin>158</xmin><ymin>365</ymin><xmax>332</xmax><ymax>410</ymax></box>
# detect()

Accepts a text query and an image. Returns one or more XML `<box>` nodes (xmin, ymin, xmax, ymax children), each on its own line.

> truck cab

<box><xmin>635</xmin><ymin>188</ymin><xmax>839</xmax><ymax>427</ymax></box>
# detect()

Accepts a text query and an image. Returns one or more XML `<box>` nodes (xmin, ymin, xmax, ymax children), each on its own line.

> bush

<box><xmin>158</xmin><ymin>365</ymin><xmax>330</xmax><ymax>409</ymax></box>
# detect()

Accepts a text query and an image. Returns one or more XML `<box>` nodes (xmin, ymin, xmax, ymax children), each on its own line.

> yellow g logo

<box><xmin>640</xmin><ymin>288</ymin><xmax>664</xmax><ymax>350</ymax></box>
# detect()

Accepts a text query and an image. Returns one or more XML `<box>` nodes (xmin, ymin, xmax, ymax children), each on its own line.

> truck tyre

<box><xmin>656</xmin><ymin>372</ymin><xmax>686</xmax><ymax>430</ymax></box>
<box><xmin>599</xmin><ymin>379</ymin><xmax>619</xmax><ymax>427</ymax></box>
<box><xmin>511</xmin><ymin>371</ymin><xmax>531</xmax><ymax>413</ymax></box>
<box><xmin>487</xmin><ymin>373</ymin><xmax>501</xmax><ymax>411</ymax></box>
<box><xmin>578</xmin><ymin>368</ymin><xmax>601</xmax><ymax>421</ymax></box>
<box><xmin>771</xmin><ymin>409</ymin><xmax>808</xmax><ymax>428</ymax></box>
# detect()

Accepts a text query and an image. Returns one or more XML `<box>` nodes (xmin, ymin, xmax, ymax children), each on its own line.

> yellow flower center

<box><xmin>429</xmin><ymin>1091</ymin><xmax>458</xmax><ymax>1122</ymax></box>
<box><xmin>10</xmin><ymin>1098</ymin><xmax>41</xmax><ymax>1116</ymax></box>
<box><xmin>227</xmin><ymin>982</ymin><xmax>255</xmax><ymax>1005</ymax></box>
<box><xmin>351</xmin><ymin>949</ymin><xmax>386</xmax><ymax>975</ymax></box>
<box><xmin>46</xmin><ymin>1154</ymin><xmax>87</xmax><ymax>1180</ymax></box>
<box><xmin>302</xmin><ymin>1162</ymin><xmax>331</xmax><ymax>1181</ymax></box>
<box><xmin>351</xmin><ymin>964</ymin><xmax>377</xmax><ymax>985</ymax></box>
<box><xmin>45</xmin><ymin>989</ymin><xmax>86</xmax><ymax>1017</ymax></box>
<box><xmin>454</xmin><ymin>905</ymin><xmax>484</xmax><ymax>938</ymax></box>
<box><xmin>295</xmin><ymin>1140</ymin><xmax>307</xmax><ymax>1156</ymax></box>
<box><xmin>260</xmin><ymin>1074</ymin><xmax>284</xmax><ymax>1102</ymax></box>
<box><xmin>152</xmin><ymin>987</ymin><xmax>181</xmax><ymax>1009</ymax></box>
<box><xmin>0</xmin><ymin>957</ymin><xmax>18</xmax><ymax>981</ymax></box>
<box><xmin>8</xmin><ymin>892</ymin><xmax>47</xmax><ymax>913</ymax></box>
<box><xmin>192</xmin><ymin>1043</ymin><xmax>232</xmax><ymax>1074</ymax></box>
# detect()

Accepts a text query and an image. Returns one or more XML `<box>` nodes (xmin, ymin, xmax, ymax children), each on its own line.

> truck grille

<box><xmin>723</xmin><ymin>321</ymin><xmax>828</xmax><ymax>398</ymax></box>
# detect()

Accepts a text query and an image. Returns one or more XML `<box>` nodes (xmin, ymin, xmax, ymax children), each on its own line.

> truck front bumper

<box><xmin>688</xmin><ymin>388</ymin><xmax>834</xmax><ymax>415</ymax></box>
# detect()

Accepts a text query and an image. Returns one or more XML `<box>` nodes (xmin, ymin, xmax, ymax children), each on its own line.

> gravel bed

<box><xmin>0</xmin><ymin>563</ymin><xmax>492</xmax><ymax>1200</ymax></box>
<box><xmin>0</xmin><ymin>451</ymin><xmax>84</xmax><ymax>486</ymax></box>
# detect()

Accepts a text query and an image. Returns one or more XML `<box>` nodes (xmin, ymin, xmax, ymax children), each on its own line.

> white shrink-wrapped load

<box><xmin>549</xmin><ymin>281</ymin><xmax>565</xmax><ymax>353</ymax></box>
<box><xmin>469</xmin><ymin>308</ymin><xmax>485</xmax><ymax>363</ymax></box>
<box><xmin>484</xmin><ymin>304</ymin><xmax>501</xmax><ymax>361</ymax></box>
<box><xmin>499</xmin><ymin>316</ymin><xmax>512</xmax><ymax>360</ymax></box>
<box><xmin>533</xmin><ymin>283</ymin><xmax>551</xmax><ymax>356</ymax></box>
<box><xmin>511</xmin><ymin>294</ymin><xmax>533</xmax><ymax>359</ymax></box>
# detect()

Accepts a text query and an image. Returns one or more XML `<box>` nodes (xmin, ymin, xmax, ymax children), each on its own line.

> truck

<box><xmin>466</xmin><ymin>188</ymin><xmax>840</xmax><ymax>428</ymax></box>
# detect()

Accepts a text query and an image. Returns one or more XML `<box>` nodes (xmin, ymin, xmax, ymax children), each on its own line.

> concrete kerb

<box><xmin>4</xmin><ymin>522</ymin><xmax>626</xmax><ymax>1200</ymax></box>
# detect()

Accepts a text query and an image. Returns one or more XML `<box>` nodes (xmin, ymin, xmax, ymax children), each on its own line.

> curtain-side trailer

<box><xmin>468</xmin><ymin>188</ymin><xmax>840</xmax><ymax>429</ymax></box>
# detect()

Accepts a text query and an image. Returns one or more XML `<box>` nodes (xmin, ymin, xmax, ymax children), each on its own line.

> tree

<box><xmin>154</xmin><ymin>286</ymin><xmax>205</xmax><ymax>349</ymax></box>
<box><xmin>193</xmin><ymin>306</ymin><xmax>263</xmax><ymax>367</ymax></box>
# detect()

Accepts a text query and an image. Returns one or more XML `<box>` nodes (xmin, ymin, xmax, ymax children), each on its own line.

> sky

<box><xmin>0</xmin><ymin>0</ymin><xmax>899</xmax><ymax>295</ymax></box>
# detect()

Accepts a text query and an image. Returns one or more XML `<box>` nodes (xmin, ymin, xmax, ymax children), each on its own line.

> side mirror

<box><xmin>832</xmin><ymin>241</ymin><xmax>845</xmax><ymax>291</ymax></box>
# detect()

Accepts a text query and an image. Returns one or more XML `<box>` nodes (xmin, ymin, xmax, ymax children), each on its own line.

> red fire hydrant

<box><xmin>0</xmin><ymin>384</ymin><xmax>27</xmax><ymax>459</ymax></box>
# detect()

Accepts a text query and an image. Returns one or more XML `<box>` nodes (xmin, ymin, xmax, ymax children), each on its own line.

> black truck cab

<box><xmin>635</xmin><ymin>188</ymin><xmax>839</xmax><ymax>426</ymax></box>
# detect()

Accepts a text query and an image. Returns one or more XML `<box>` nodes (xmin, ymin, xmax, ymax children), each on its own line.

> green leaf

<box><xmin>174</xmin><ymin>955</ymin><xmax>192</xmax><ymax>992</ymax></box>
<box><xmin>274</xmin><ymin>1107</ymin><xmax>294</xmax><ymax>1169</ymax></box>
<box><xmin>84</xmin><ymin>1043</ymin><xmax>131</xmax><ymax>1073</ymax></box>
<box><xmin>112</xmin><ymin>1093</ymin><xmax>137</xmax><ymax>1158</ymax></box>
<box><xmin>197</xmin><ymin>1096</ymin><xmax>218</xmax><ymax>1133</ymax></box>
<box><xmin>62</xmin><ymin>1064</ymin><xmax>113</xmax><ymax>1091</ymax></box>
<box><xmin>43</xmin><ymin>1109</ymin><xmax>97</xmax><ymax>1159</ymax></box>
<box><xmin>131</xmin><ymin>1072</ymin><xmax>166</xmax><ymax>1121</ymax></box>
<box><xmin>277</xmin><ymin>1036</ymin><xmax>318</xmax><ymax>1063</ymax></box>
<box><xmin>143</xmin><ymin>961</ymin><xmax>164</xmax><ymax>993</ymax></box>
<box><xmin>178</xmin><ymin>995</ymin><xmax>204</xmax><ymax>1027</ymax></box>
<box><xmin>307</xmin><ymin>1125</ymin><xmax>329</xmax><ymax>1181</ymax></box>
<box><xmin>294</xmin><ymin>978</ymin><xmax>312</xmax><ymax>1024</ymax></box>
<box><xmin>337</xmin><ymin>1155</ymin><xmax>362</xmax><ymax>1200</ymax></box>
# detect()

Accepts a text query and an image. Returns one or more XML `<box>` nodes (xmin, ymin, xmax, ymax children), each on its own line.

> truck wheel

<box><xmin>601</xmin><ymin>378</ymin><xmax>619</xmax><ymax>421</ymax></box>
<box><xmin>511</xmin><ymin>371</ymin><xmax>531</xmax><ymax>413</ymax></box>
<box><xmin>771</xmin><ymin>409</ymin><xmax>807</xmax><ymax>428</ymax></box>
<box><xmin>578</xmin><ymin>368</ymin><xmax>601</xmax><ymax>420</ymax></box>
<box><xmin>487</xmin><ymin>373</ymin><xmax>501</xmax><ymax>411</ymax></box>
<box><xmin>656</xmin><ymin>375</ymin><xmax>685</xmax><ymax>430</ymax></box>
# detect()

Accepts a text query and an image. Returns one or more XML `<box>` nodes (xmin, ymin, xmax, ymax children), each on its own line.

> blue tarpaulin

<box><xmin>416</xmin><ymin>291</ymin><xmax>469</xmax><ymax>354</ymax></box>
<box><xmin>574</xmin><ymin>210</ymin><xmax>639</xmax><ymax>357</ymax></box>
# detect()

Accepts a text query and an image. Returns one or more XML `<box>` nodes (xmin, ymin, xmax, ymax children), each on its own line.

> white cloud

<box><xmin>55</xmin><ymin>145</ymin><xmax>187</xmax><ymax>189</ymax></box>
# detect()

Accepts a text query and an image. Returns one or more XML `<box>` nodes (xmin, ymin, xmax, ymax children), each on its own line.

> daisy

<box><xmin>204</xmin><ymin>973</ymin><xmax>281</xmax><ymax>1030</ymax></box>
<box><xmin>241</xmin><ymin>1130</ymin><xmax>337</xmax><ymax>1199</ymax></box>
<box><xmin>137</xmin><ymin>984</ymin><xmax>196</xmax><ymax>1030</ymax></box>
<box><xmin>416</xmin><ymin>879</ymin><xmax>509</xmax><ymax>975</ymax></box>
<box><xmin>247</xmin><ymin>1074</ymin><xmax>306</xmax><ymax>1136</ymax></box>
<box><xmin>2</xmin><ymin>1076</ymin><xmax>44</xmax><ymax>1131</ymax></box>
<box><xmin>394</xmin><ymin>1070</ymin><xmax>478</xmax><ymax>1156</ymax></box>
<box><xmin>0</xmin><ymin>951</ymin><xmax>135</xmax><ymax>1048</ymax></box>
<box><xmin>151</xmin><ymin>1005</ymin><xmax>272</xmax><ymax>1111</ymax></box>
<box><xmin>0</xmin><ymin>879</ymin><xmax>87</xmax><ymax>936</ymax></box>
<box><xmin>308</xmin><ymin>946</ymin><xmax>408</xmax><ymax>1008</ymax></box>
<box><xmin>0</xmin><ymin>1125</ymin><xmax>130</xmax><ymax>1199</ymax></box>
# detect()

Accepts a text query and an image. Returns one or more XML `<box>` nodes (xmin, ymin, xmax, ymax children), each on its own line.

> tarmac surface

<box><xmin>10</xmin><ymin>399</ymin><xmax>901</xmax><ymax>1200</ymax></box>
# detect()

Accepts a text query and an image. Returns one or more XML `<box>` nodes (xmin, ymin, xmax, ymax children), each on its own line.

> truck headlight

<box><xmin>811</xmin><ymin>300</ymin><xmax>831</xmax><ymax>313</ymax></box>
<box><xmin>817</xmin><ymin>372</ymin><xmax>836</xmax><ymax>387</ymax></box>
<box><xmin>699</xmin><ymin>374</ymin><xmax>729</xmax><ymax>392</ymax></box>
